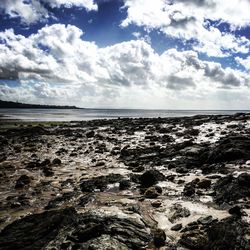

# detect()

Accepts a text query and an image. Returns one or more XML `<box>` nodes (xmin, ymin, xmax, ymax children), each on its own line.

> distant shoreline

<box><xmin>0</xmin><ymin>100</ymin><xmax>82</xmax><ymax>109</ymax></box>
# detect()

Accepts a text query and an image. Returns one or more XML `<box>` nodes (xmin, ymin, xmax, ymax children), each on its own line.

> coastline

<box><xmin>0</xmin><ymin>113</ymin><xmax>250</xmax><ymax>249</ymax></box>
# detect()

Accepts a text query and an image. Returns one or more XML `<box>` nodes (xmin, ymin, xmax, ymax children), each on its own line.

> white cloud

<box><xmin>43</xmin><ymin>0</ymin><xmax>98</xmax><ymax>11</ymax></box>
<box><xmin>0</xmin><ymin>0</ymin><xmax>97</xmax><ymax>24</ymax></box>
<box><xmin>121</xmin><ymin>0</ymin><xmax>250</xmax><ymax>57</ymax></box>
<box><xmin>0</xmin><ymin>24</ymin><xmax>249</xmax><ymax>109</ymax></box>
<box><xmin>236</xmin><ymin>56</ymin><xmax>250</xmax><ymax>71</ymax></box>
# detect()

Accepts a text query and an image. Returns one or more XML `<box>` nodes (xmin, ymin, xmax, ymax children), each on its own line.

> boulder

<box><xmin>153</xmin><ymin>228</ymin><xmax>166</xmax><ymax>247</ymax></box>
<box><xmin>213</xmin><ymin>173</ymin><xmax>250</xmax><ymax>204</ymax></box>
<box><xmin>15</xmin><ymin>175</ymin><xmax>31</xmax><ymax>189</ymax></box>
<box><xmin>207</xmin><ymin>136</ymin><xmax>250</xmax><ymax>163</ymax></box>
<box><xmin>80</xmin><ymin>174</ymin><xmax>123</xmax><ymax>192</ymax></box>
<box><xmin>0</xmin><ymin>208</ymin><xmax>151</xmax><ymax>250</ymax></box>
<box><xmin>140</xmin><ymin>170</ymin><xmax>165</xmax><ymax>188</ymax></box>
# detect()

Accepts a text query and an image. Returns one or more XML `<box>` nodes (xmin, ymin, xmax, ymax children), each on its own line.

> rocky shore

<box><xmin>0</xmin><ymin>113</ymin><xmax>250</xmax><ymax>249</ymax></box>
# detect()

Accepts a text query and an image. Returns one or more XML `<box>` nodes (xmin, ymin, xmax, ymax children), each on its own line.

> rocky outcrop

<box><xmin>213</xmin><ymin>173</ymin><xmax>250</xmax><ymax>204</ymax></box>
<box><xmin>0</xmin><ymin>208</ymin><xmax>151</xmax><ymax>250</ymax></box>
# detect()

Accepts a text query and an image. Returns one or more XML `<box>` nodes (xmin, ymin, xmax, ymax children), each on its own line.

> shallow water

<box><xmin>0</xmin><ymin>108</ymin><xmax>249</xmax><ymax>121</ymax></box>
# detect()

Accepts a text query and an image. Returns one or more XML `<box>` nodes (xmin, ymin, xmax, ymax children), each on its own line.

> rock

<box><xmin>43</xmin><ymin>166</ymin><xmax>54</xmax><ymax>177</ymax></box>
<box><xmin>182</xmin><ymin>221</ymin><xmax>199</xmax><ymax>232</ymax></box>
<box><xmin>213</xmin><ymin>173</ymin><xmax>250</xmax><ymax>204</ymax></box>
<box><xmin>197</xmin><ymin>179</ymin><xmax>211</xmax><ymax>189</ymax></box>
<box><xmin>10</xmin><ymin>201</ymin><xmax>21</xmax><ymax>208</ymax></box>
<box><xmin>40</xmin><ymin>159</ymin><xmax>50</xmax><ymax>166</ymax></box>
<box><xmin>207</xmin><ymin>136</ymin><xmax>250</xmax><ymax>163</ymax></box>
<box><xmin>151</xmin><ymin>200</ymin><xmax>162</xmax><ymax>208</ymax></box>
<box><xmin>86</xmin><ymin>130</ymin><xmax>95</xmax><ymax>138</ymax></box>
<box><xmin>144</xmin><ymin>186</ymin><xmax>161</xmax><ymax>199</ymax></box>
<box><xmin>205</xmin><ymin>216</ymin><xmax>250</xmax><ymax>250</ymax></box>
<box><xmin>0</xmin><ymin>208</ymin><xmax>151</xmax><ymax>250</ymax></box>
<box><xmin>0</xmin><ymin>207</ymin><xmax>77</xmax><ymax>250</ymax></box>
<box><xmin>140</xmin><ymin>169</ymin><xmax>165</xmax><ymax>188</ymax></box>
<box><xmin>228</xmin><ymin>206</ymin><xmax>245</xmax><ymax>217</ymax></box>
<box><xmin>153</xmin><ymin>228</ymin><xmax>166</xmax><ymax>247</ymax></box>
<box><xmin>179</xmin><ymin>232</ymin><xmax>208</xmax><ymax>250</ymax></box>
<box><xmin>197</xmin><ymin>215</ymin><xmax>213</xmax><ymax>225</ymax></box>
<box><xmin>168</xmin><ymin>204</ymin><xmax>191</xmax><ymax>223</ymax></box>
<box><xmin>45</xmin><ymin>192</ymin><xmax>75</xmax><ymax>210</ymax></box>
<box><xmin>78</xmin><ymin>194</ymin><xmax>95</xmax><ymax>207</ymax></box>
<box><xmin>119</xmin><ymin>180</ymin><xmax>131</xmax><ymax>190</ymax></box>
<box><xmin>132</xmin><ymin>166</ymin><xmax>145</xmax><ymax>172</ymax></box>
<box><xmin>186</xmin><ymin>128</ymin><xmax>200</xmax><ymax>136</ymax></box>
<box><xmin>183</xmin><ymin>184</ymin><xmax>195</xmax><ymax>197</ymax></box>
<box><xmin>80</xmin><ymin>174</ymin><xmax>123</xmax><ymax>192</ymax></box>
<box><xmin>87</xmin><ymin>235</ymin><xmax>128</xmax><ymax>250</ymax></box>
<box><xmin>72</xmin><ymin>210</ymin><xmax>151</xmax><ymax>249</ymax></box>
<box><xmin>15</xmin><ymin>175</ymin><xmax>31</xmax><ymax>189</ymax></box>
<box><xmin>171</xmin><ymin>223</ymin><xmax>182</xmax><ymax>231</ymax></box>
<box><xmin>95</xmin><ymin>161</ymin><xmax>105</xmax><ymax>167</ymax></box>
<box><xmin>176</xmin><ymin>166</ymin><xmax>189</xmax><ymax>173</ymax></box>
<box><xmin>52</xmin><ymin>158</ymin><xmax>61</xmax><ymax>165</ymax></box>
<box><xmin>237</xmin><ymin>172</ymin><xmax>250</xmax><ymax>187</ymax></box>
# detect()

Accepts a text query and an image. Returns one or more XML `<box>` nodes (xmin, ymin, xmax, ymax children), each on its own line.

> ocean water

<box><xmin>0</xmin><ymin>109</ymin><xmax>249</xmax><ymax>122</ymax></box>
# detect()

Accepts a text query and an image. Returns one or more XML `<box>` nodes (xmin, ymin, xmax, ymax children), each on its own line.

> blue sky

<box><xmin>0</xmin><ymin>0</ymin><xmax>250</xmax><ymax>109</ymax></box>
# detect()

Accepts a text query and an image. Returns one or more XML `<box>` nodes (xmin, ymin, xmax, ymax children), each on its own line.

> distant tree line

<box><xmin>0</xmin><ymin>100</ymin><xmax>80</xmax><ymax>109</ymax></box>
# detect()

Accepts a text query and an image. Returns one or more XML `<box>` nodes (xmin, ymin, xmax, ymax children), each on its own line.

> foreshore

<box><xmin>0</xmin><ymin>113</ymin><xmax>250</xmax><ymax>249</ymax></box>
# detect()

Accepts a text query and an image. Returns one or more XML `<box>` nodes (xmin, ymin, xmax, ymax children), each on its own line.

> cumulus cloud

<box><xmin>0</xmin><ymin>0</ymin><xmax>97</xmax><ymax>24</ymax></box>
<box><xmin>0</xmin><ymin>24</ymin><xmax>249</xmax><ymax>108</ymax></box>
<box><xmin>121</xmin><ymin>0</ymin><xmax>250</xmax><ymax>57</ymax></box>
<box><xmin>236</xmin><ymin>56</ymin><xmax>250</xmax><ymax>71</ymax></box>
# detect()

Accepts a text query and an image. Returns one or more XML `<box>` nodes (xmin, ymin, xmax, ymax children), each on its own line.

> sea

<box><xmin>0</xmin><ymin>109</ymin><xmax>249</xmax><ymax>122</ymax></box>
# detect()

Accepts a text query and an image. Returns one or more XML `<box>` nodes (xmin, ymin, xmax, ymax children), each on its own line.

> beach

<box><xmin>0</xmin><ymin>113</ymin><xmax>250</xmax><ymax>249</ymax></box>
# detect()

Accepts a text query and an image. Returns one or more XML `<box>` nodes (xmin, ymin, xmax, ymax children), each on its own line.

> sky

<box><xmin>0</xmin><ymin>0</ymin><xmax>250</xmax><ymax>109</ymax></box>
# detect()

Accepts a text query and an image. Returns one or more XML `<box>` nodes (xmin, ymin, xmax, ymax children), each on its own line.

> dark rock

<box><xmin>95</xmin><ymin>161</ymin><xmax>105</xmax><ymax>167</ymax></box>
<box><xmin>80</xmin><ymin>174</ymin><xmax>123</xmax><ymax>192</ymax></box>
<box><xmin>169</xmin><ymin>204</ymin><xmax>191</xmax><ymax>223</ymax></box>
<box><xmin>182</xmin><ymin>221</ymin><xmax>199</xmax><ymax>231</ymax></box>
<box><xmin>207</xmin><ymin>136</ymin><xmax>250</xmax><ymax>163</ymax></box>
<box><xmin>197</xmin><ymin>179</ymin><xmax>212</xmax><ymax>189</ymax></box>
<box><xmin>183</xmin><ymin>184</ymin><xmax>195</xmax><ymax>197</ymax></box>
<box><xmin>205</xmin><ymin>216</ymin><xmax>250</xmax><ymax>250</ymax></box>
<box><xmin>132</xmin><ymin>166</ymin><xmax>145</xmax><ymax>172</ymax></box>
<box><xmin>179</xmin><ymin>231</ymin><xmax>208</xmax><ymax>250</ymax></box>
<box><xmin>153</xmin><ymin>228</ymin><xmax>166</xmax><ymax>247</ymax></box>
<box><xmin>228</xmin><ymin>206</ymin><xmax>245</xmax><ymax>217</ymax></box>
<box><xmin>171</xmin><ymin>223</ymin><xmax>182</xmax><ymax>231</ymax></box>
<box><xmin>40</xmin><ymin>159</ymin><xmax>51</xmax><ymax>166</ymax></box>
<box><xmin>144</xmin><ymin>186</ymin><xmax>160</xmax><ymax>199</ymax></box>
<box><xmin>0</xmin><ymin>208</ymin><xmax>151</xmax><ymax>250</ymax></box>
<box><xmin>72</xmin><ymin>222</ymin><xmax>104</xmax><ymax>242</ymax></box>
<box><xmin>15</xmin><ymin>175</ymin><xmax>31</xmax><ymax>189</ymax></box>
<box><xmin>140</xmin><ymin>169</ymin><xmax>165</xmax><ymax>188</ymax></box>
<box><xmin>213</xmin><ymin>173</ymin><xmax>250</xmax><ymax>204</ymax></box>
<box><xmin>151</xmin><ymin>200</ymin><xmax>162</xmax><ymax>208</ymax></box>
<box><xmin>237</xmin><ymin>172</ymin><xmax>250</xmax><ymax>187</ymax></box>
<box><xmin>10</xmin><ymin>201</ymin><xmax>21</xmax><ymax>208</ymax></box>
<box><xmin>52</xmin><ymin>158</ymin><xmax>61</xmax><ymax>165</ymax></box>
<box><xmin>0</xmin><ymin>207</ymin><xmax>77</xmax><ymax>250</ymax></box>
<box><xmin>119</xmin><ymin>179</ymin><xmax>131</xmax><ymax>190</ymax></box>
<box><xmin>43</xmin><ymin>166</ymin><xmax>54</xmax><ymax>177</ymax></box>
<box><xmin>72</xmin><ymin>211</ymin><xmax>151</xmax><ymax>249</ymax></box>
<box><xmin>197</xmin><ymin>215</ymin><xmax>213</xmax><ymax>225</ymax></box>
<box><xmin>186</xmin><ymin>128</ymin><xmax>200</xmax><ymax>136</ymax></box>
<box><xmin>176</xmin><ymin>166</ymin><xmax>189</xmax><ymax>173</ymax></box>
<box><xmin>45</xmin><ymin>192</ymin><xmax>75</xmax><ymax>210</ymax></box>
<box><xmin>26</xmin><ymin>161</ymin><xmax>40</xmax><ymax>169</ymax></box>
<box><xmin>86</xmin><ymin>130</ymin><xmax>95</xmax><ymax>138</ymax></box>
<box><xmin>78</xmin><ymin>194</ymin><xmax>94</xmax><ymax>207</ymax></box>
